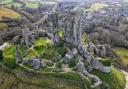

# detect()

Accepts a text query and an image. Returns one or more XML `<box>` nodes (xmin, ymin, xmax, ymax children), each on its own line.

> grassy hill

<box><xmin>92</xmin><ymin>67</ymin><xmax>126</xmax><ymax>89</ymax></box>
<box><xmin>0</xmin><ymin>6</ymin><xmax>21</xmax><ymax>29</ymax></box>
<box><xmin>0</xmin><ymin>62</ymin><xmax>125</xmax><ymax>89</ymax></box>
<box><xmin>114</xmin><ymin>48</ymin><xmax>128</xmax><ymax>67</ymax></box>
<box><xmin>1</xmin><ymin>39</ymin><xmax>126</xmax><ymax>89</ymax></box>
<box><xmin>85</xmin><ymin>3</ymin><xmax>108</xmax><ymax>12</ymax></box>
<box><xmin>0</xmin><ymin>65</ymin><xmax>87</xmax><ymax>89</ymax></box>
<box><xmin>0</xmin><ymin>0</ymin><xmax>39</xmax><ymax>8</ymax></box>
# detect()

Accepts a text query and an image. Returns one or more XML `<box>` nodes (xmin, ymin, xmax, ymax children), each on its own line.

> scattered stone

<box><xmin>30</xmin><ymin>59</ymin><xmax>41</xmax><ymax>70</ymax></box>
<box><xmin>63</xmin><ymin>48</ymin><xmax>78</xmax><ymax>64</ymax></box>
<box><xmin>12</xmin><ymin>35</ymin><xmax>21</xmax><ymax>44</ymax></box>
<box><xmin>53</xmin><ymin>33</ymin><xmax>59</xmax><ymax>43</ymax></box>
<box><xmin>102</xmin><ymin>66</ymin><xmax>111</xmax><ymax>73</ymax></box>
<box><xmin>63</xmin><ymin>53</ymin><xmax>72</xmax><ymax>64</ymax></box>
<box><xmin>40</xmin><ymin>60</ymin><xmax>47</xmax><ymax>68</ymax></box>
<box><xmin>15</xmin><ymin>45</ymin><xmax>22</xmax><ymax>63</ymax></box>
<box><xmin>71</xmin><ymin>48</ymin><xmax>78</xmax><ymax>56</ymax></box>
<box><xmin>98</xmin><ymin>45</ymin><xmax>106</xmax><ymax>57</ymax></box>
<box><xmin>22</xmin><ymin>28</ymin><xmax>35</xmax><ymax>47</ymax></box>
<box><xmin>77</xmin><ymin>61</ymin><xmax>87</xmax><ymax>74</ymax></box>
<box><xmin>0</xmin><ymin>43</ymin><xmax>10</xmax><ymax>50</ymax></box>
<box><xmin>91</xmin><ymin>59</ymin><xmax>103</xmax><ymax>71</ymax></box>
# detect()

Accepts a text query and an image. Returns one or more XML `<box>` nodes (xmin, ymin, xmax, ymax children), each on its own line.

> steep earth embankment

<box><xmin>0</xmin><ymin>63</ymin><xmax>83</xmax><ymax>89</ymax></box>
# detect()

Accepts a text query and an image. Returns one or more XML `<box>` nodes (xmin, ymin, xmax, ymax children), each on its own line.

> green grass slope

<box><xmin>114</xmin><ymin>48</ymin><xmax>128</xmax><ymax>67</ymax></box>
<box><xmin>92</xmin><ymin>67</ymin><xmax>126</xmax><ymax>89</ymax></box>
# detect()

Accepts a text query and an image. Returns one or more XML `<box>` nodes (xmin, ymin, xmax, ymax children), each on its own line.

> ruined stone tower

<box><xmin>63</xmin><ymin>8</ymin><xmax>83</xmax><ymax>45</ymax></box>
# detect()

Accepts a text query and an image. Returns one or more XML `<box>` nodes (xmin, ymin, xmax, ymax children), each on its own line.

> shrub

<box><xmin>41</xmin><ymin>49</ymin><xmax>60</xmax><ymax>62</ymax></box>
<box><xmin>0</xmin><ymin>50</ymin><xmax>3</xmax><ymax>61</ymax></box>
<box><xmin>55</xmin><ymin>47</ymin><xmax>67</xmax><ymax>57</ymax></box>
<box><xmin>55</xmin><ymin>62</ymin><xmax>62</xmax><ymax>69</ymax></box>
<box><xmin>2</xmin><ymin>55</ymin><xmax>16</xmax><ymax>69</ymax></box>
<box><xmin>99</xmin><ymin>58</ymin><xmax>111</xmax><ymax>66</ymax></box>
<box><xmin>36</xmin><ymin>38</ymin><xmax>51</xmax><ymax>48</ymax></box>
<box><xmin>26</xmin><ymin>48</ymin><xmax>38</xmax><ymax>59</ymax></box>
<box><xmin>3</xmin><ymin>44</ymin><xmax>16</xmax><ymax>56</ymax></box>
<box><xmin>69</xmin><ymin>58</ymin><xmax>77</xmax><ymax>68</ymax></box>
<box><xmin>53</xmin><ymin>43</ymin><xmax>67</xmax><ymax>57</ymax></box>
<box><xmin>58</xmin><ymin>30</ymin><xmax>64</xmax><ymax>38</ymax></box>
<box><xmin>33</xmin><ymin>44</ymin><xmax>47</xmax><ymax>54</ymax></box>
<box><xmin>0</xmin><ymin>40</ymin><xmax>4</xmax><ymax>45</ymax></box>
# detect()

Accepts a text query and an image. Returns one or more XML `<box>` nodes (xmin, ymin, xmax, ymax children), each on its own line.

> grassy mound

<box><xmin>23</xmin><ymin>38</ymin><xmax>52</xmax><ymax>58</ymax></box>
<box><xmin>36</xmin><ymin>38</ymin><xmax>67</xmax><ymax>61</ymax></box>
<box><xmin>92</xmin><ymin>67</ymin><xmax>126</xmax><ymax>89</ymax></box>
<box><xmin>41</xmin><ymin>45</ymin><xmax>67</xmax><ymax>62</ymax></box>
<box><xmin>2</xmin><ymin>44</ymin><xmax>16</xmax><ymax>69</ymax></box>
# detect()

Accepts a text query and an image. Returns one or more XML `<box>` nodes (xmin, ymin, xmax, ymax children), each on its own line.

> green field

<box><xmin>114</xmin><ymin>48</ymin><xmax>128</xmax><ymax>66</ymax></box>
<box><xmin>85</xmin><ymin>3</ymin><xmax>108</xmax><ymax>12</ymax></box>
<box><xmin>0</xmin><ymin>0</ymin><xmax>39</xmax><ymax>8</ymax></box>
<box><xmin>26</xmin><ymin>2</ymin><xmax>39</xmax><ymax>8</ymax></box>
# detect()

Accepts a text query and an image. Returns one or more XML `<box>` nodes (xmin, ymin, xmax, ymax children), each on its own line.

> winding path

<box><xmin>123</xmin><ymin>71</ymin><xmax>128</xmax><ymax>89</ymax></box>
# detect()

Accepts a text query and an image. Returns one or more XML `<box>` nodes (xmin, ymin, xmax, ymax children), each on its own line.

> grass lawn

<box><xmin>26</xmin><ymin>2</ymin><xmax>39</xmax><ymax>8</ymax></box>
<box><xmin>114</xmin><ymin>48</ymin><xmax>128</xmax><ymax>66</ymax></box>
<box><xmin>35</xmin><ymin>37</ymin><xmax>52</xmax><ymax>47</ymax></box>
<box><xmin>92</xmin><ymin>67</ymin><xmax>126</xmax><ymax>89</ymax></box>
<box><xmin>41</xmin><ymin>71</ymin><xmax>92</xmax><ymax>89</ymax></box>
<box><xmin>2</xmin><ymin>44</ymin><xmax>16</xmax><ymax>56</ymax></box>
<box><xmin>6</xmin><ymin>2</ymin><xmax>22</xmax><ymax>7</ymax></box>
<box><xmin>0</xmin><ymin>6</ymin><xmax>21</xmax><ymax>19</ymax></box>
<box><xmin>58</xmin><ymin>30</ymin><xmax>64</xmax><ymax>38</ymax></box>
<box><xmin>0</xmin><ymin>0</ymin><xmax>13</xmax><ymax>4</ymax></box>
<box><xmin>2</xmin><ymin>44</ymin><xmax>16</xmax><ymax>69</ymax></box>
<box><xmin>34</xmin><ymin>37</ymin><xmax>52</xmax><ymax>55</ymax></box>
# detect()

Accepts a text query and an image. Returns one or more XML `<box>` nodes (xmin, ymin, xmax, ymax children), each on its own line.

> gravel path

<box><xmin>123</xmin><ymin>71</ymin><xmax>128</xmax><ymax>89</ymax></box>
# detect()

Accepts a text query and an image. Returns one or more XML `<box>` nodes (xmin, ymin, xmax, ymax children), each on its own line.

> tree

<box><xmin>0</xmin><ymin>50</ymin><xmax>3</xmax><ymax>61</ymax></box>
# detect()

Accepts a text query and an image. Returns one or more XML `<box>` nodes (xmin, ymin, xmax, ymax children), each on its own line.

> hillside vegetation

<box><xmin>0</xmin><ymin>64</ymin><xmax>85</xmax><ymax>89</ymax></box>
